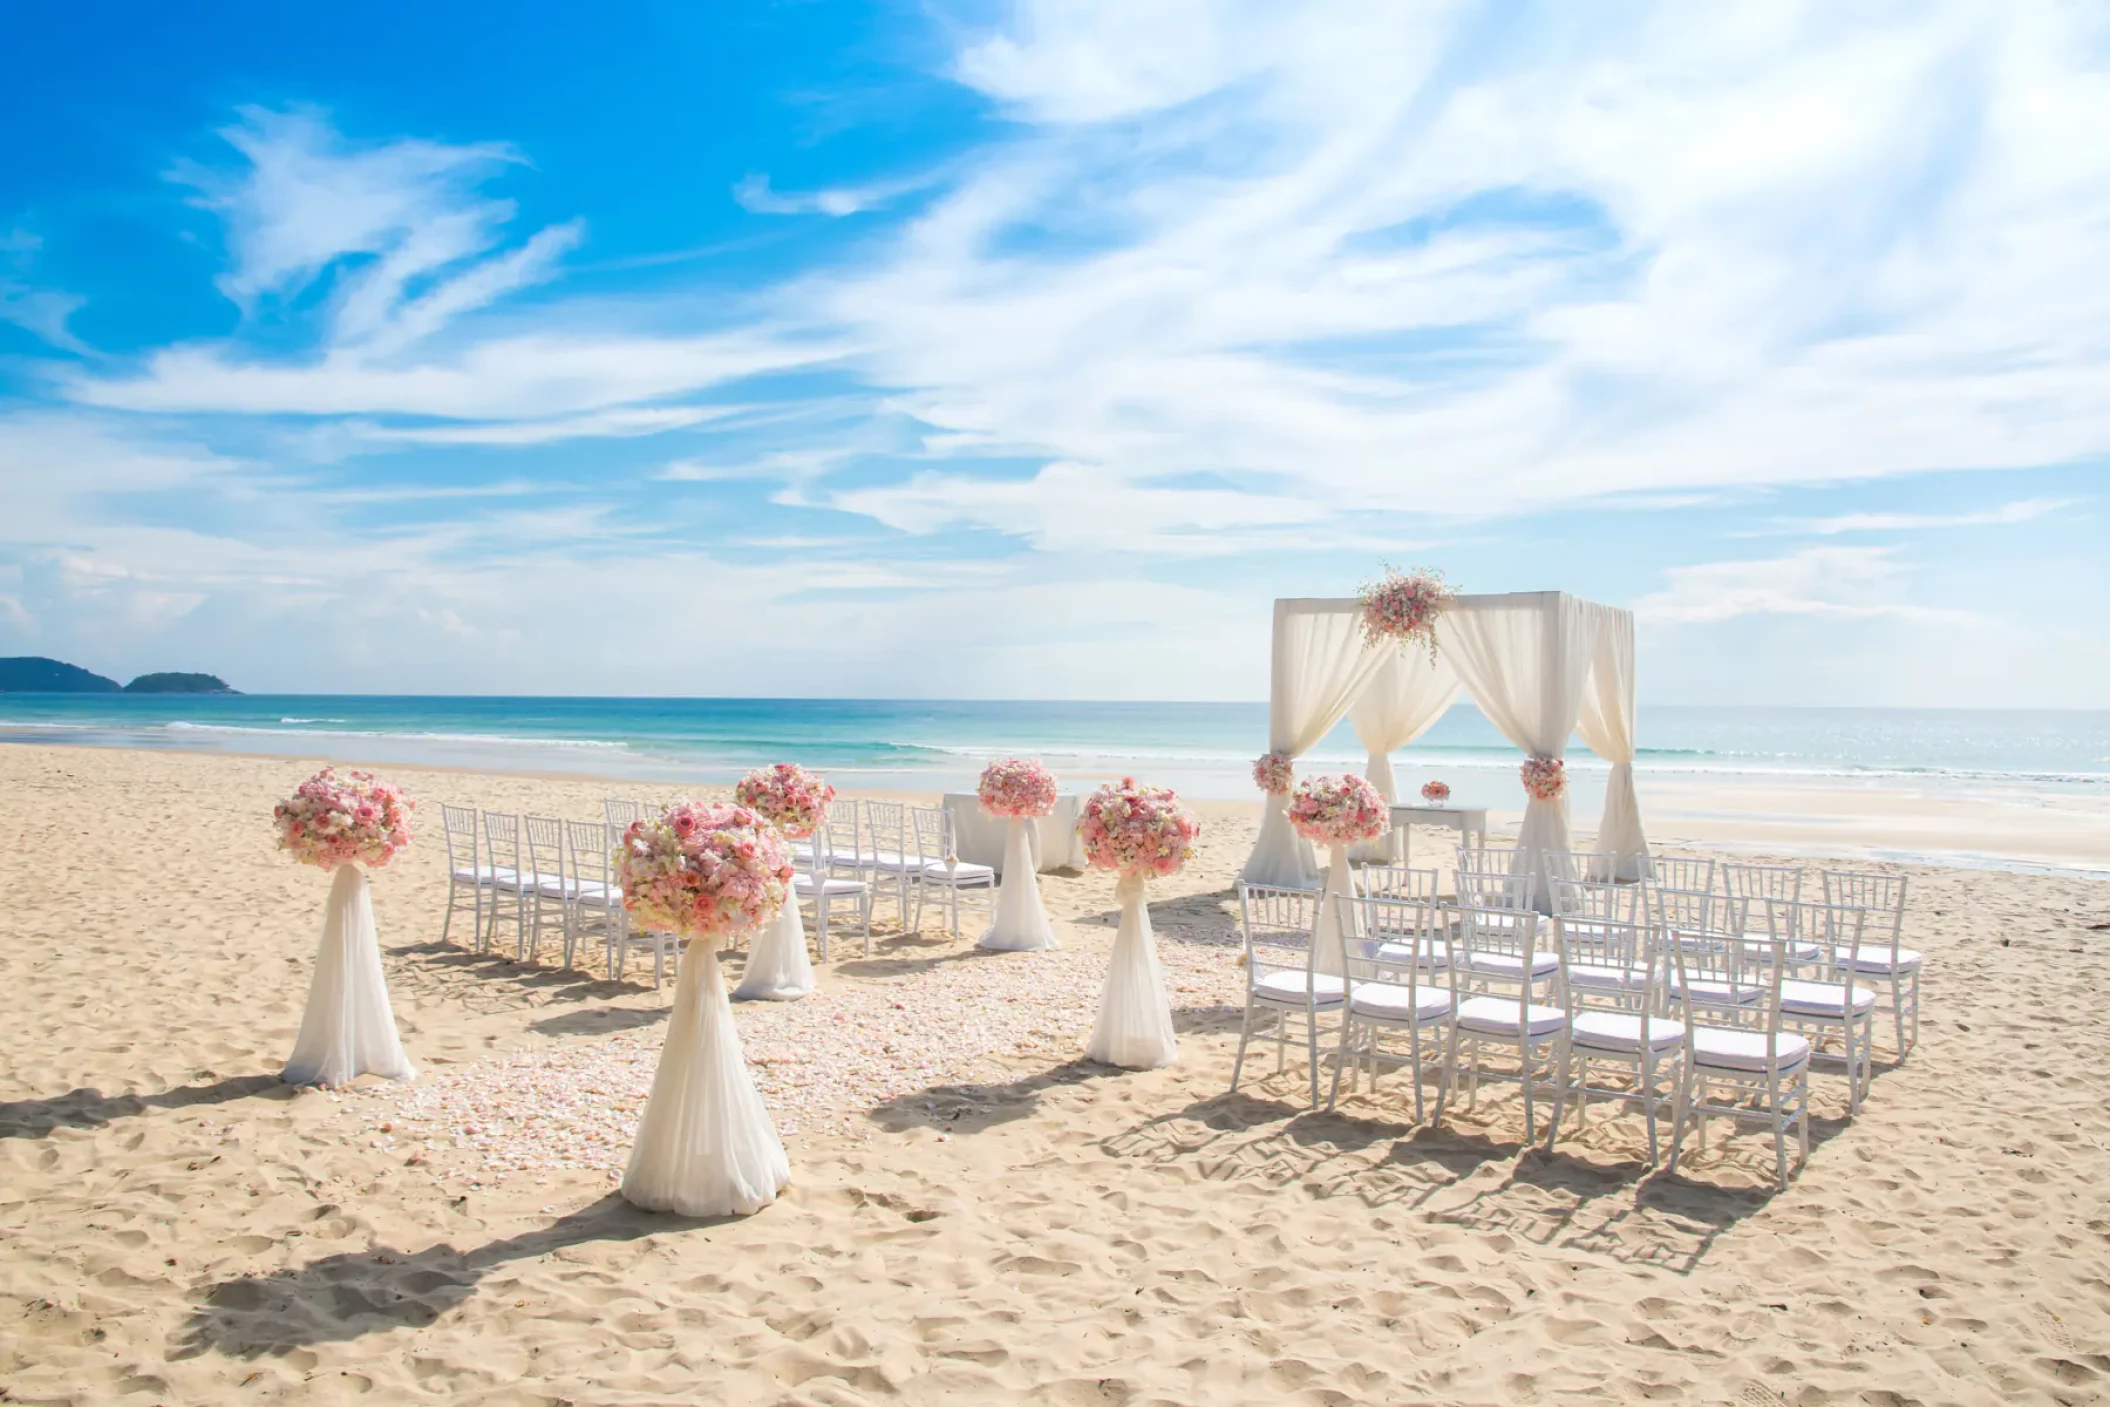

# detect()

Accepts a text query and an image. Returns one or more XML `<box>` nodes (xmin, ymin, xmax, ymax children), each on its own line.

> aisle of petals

<box><xmin>333</xmin><ymin>937</ymin><xmax>1245</xmax><ymax>1185</ymax></box>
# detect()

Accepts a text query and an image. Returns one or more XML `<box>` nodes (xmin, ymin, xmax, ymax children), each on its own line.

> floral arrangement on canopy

<box><xmin>617</xmin><ymin>802</ymin><xmax>794</xmax><ymax>938</ymax></box>
<box><xmin>1420</xmin><ymin>780</ymin><xmax>1451</xmax><ymax>803</ymax></box>
<box><xmin>978</xmin><ymin>758</ymin><xmax>1059</xmax><ymax>819</ymax></box>
<box><xmin>275</xmin><ymin>767</ymin><xmax>414</xmax><ymax>869</ymax></box>
<box><xmin>1520</xmin><ymin>755</ymin><xmax>1566</xmax><ymax>802</ymax></box>
<box><xmin>734</xmin><ymin>762</ymin><xmax>834</xmax><ymax>840</ymax></box>
<box><xmin>1288</xmin><ymin>773</ymin><xmax>1391</xmax><ymax>847</ymax></box>
<box><xmin>1250</xmin><ymin>751</ymin><xmax>1294</xmax><ymax>795</ymax></box>
<box><xmin>1078</xmin><ymin>777</ymin><xmax>1200</xmax><ymax>879</ymax></box>
<box><xmin>1357</xmin><ymin>565</ymin><xmax>1455</xmax><ymax>662</ymax></box>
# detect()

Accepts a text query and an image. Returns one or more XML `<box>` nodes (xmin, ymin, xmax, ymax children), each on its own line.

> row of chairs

<box><xmin>1233</xmin><ymin>852</ymin><xmax>1918</xmax><ymax>1188</ymax></box>
<box><xmin>437</xmin><ymin>796</ymin><xmax>1009</xmax><ymax>989</ymax></box>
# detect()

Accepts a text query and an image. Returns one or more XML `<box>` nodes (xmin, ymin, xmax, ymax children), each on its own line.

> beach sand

<box><xmin>3</xmin><ymin>742</ymin><xmax>2109</xmax><ymax>1405</ymax></box>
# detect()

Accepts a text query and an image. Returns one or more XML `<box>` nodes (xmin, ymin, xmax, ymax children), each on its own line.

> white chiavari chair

<box><xmin>1820</xmin><ymin>869</ymin><xmax>1918</xmax><ymax>1057</ymax></box>
<box><xmin>1355</xmin><ymin>865</ymin><xmax>1449</xmax><ymax>969</ymax></box>
<box><xmin>1232</xmin><ymin>883</ymin><xmax>1344</xmax><ymax>1107</ymax></box>
<box><xmin>561</xmin><ymin>819</ymin><xmax>625</xmax><ymax>973</ymax></box>
<box><xmin>1722</xmin><ymin>862</ymin><xmax>1821</xmax><ymax>973</ymax></box>
<box><xmin>1769</xmin><ymin>898</ymin><xmax>1876</xmax><ymax>1116</ymax></box>
<box><xmin>1545</xmin><ymin>890</ymin><xmax>1682</xmax><ymax>1163</ymax></box>
<box><xmin>480</xmin><ymin>810</ymin><xmax>527</xmax><ymax>955</ymax></box>
<box><xmin>1445</xmin><ymin>900</ymin><xmax>1569</xmax><ymax>1143</ymax></box>
<box><xmin>797</xmin><ymin>815</ymin><xmax>872</xmax><ymax>960</ymax></box>
<box><xmin>438</xmin><ymin>803</ymin><xmax>490</xmax><ymax>950</ymax></box>
<box><xmin>859</xmin><ymin>800</ymin><xmax>920</xmax><ymax>929</ymax></box>
<box><xmin>910</xmin><ymin>805</ymin><xmax>995</xmax><ymax>940</ymax></box>
<box><xmin>1666</xmin><ymin>914</ymin><xmax>1812</xmax><ymax>1189</ymax></box>
<box><xmin>1643</xmin><ymin>855</ymin><xmax>1718</xmax><ymax>895</ymax></box>
<box><xmin>603</xmin><ymin>797</ymin><xmax>643</xmax><ymax>831</ymax></box>
<box><xmin>1327</xmin><ymin>891</ymin><xmax>1455</xmax><ymax>1121</ymax></box>
<box><xmin>520</xmin><ymin>814</ymin><xmax>569</xmax><ymax>963</ymax></box>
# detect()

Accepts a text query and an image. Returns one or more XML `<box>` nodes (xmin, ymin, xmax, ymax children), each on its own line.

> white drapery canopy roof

<box><xmin>1240</xmin><ymin>590</ymin><xmax>1648</xmax><ymax>895</ymax></box>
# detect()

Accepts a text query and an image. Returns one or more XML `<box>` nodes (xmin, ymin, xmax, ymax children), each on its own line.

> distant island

<box><xmin>0</xmin><ymin>656</ymin><xmax>238</xmax><ymax>694</ymax></box>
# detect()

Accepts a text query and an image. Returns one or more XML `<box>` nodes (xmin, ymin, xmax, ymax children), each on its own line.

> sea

<box><xmin>1</xmin><ymin>695</ymin><xmax>2106</xmax><ymax>816</ymax></box>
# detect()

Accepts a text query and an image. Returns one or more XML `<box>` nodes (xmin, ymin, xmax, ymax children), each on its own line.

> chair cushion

<box><xmin>921</xmin><ymin>861</ymin><xmax>996</xmax><ymax>882</ymax></box>
<box><xmin>1463</xmin><ymin>952</ymin><xmax>1559</xmax><ymax>980</ymax></box>
<box><xmin>1690</xmin><ymin>1026</ymin><xmax>1810</xmax><ymax>1073</ymax></box>
<box><xmin>1348</xmin><ymin>982</ymin><xmax>1452</xmax><ymax>1022</ymax></box>
<box><xmin>1455</xmin><ymin>996</ymin><xmax>1567</xmax><ymax>1037</ymax></box>
<box><xmin>1836</xmin><ymin>945</ymin><xmax>1922</xmax><ymax>973</ymax></box>
<box><xmin>1779</xmin><ymin>980</ymin><xmax>1877</xmax><ymax>1016</ymax></box>
<box><xmin>1670</xmin><ymin>976</ymin><xmax>1762</xmax><ymax>1005</ymax></box>
<box><xmin>1376</xmin><ymin>939</ymin><xmax>1449</xmax><ymax>969</ymax></box>
<box><xmin>453</xmin><ymin>865</ymin><xmax>514</xmax><ymax>884</ymax></box>
<box><xmin>1570</xmin><ymin>1012</ymin><xmax>1684</xmax><ymax>1052</ymax></box>
<box><xmin>1567</xmin><ymin>962</ymin><xmax>1649</xmax><ymax>992</ymax></box>
<box><xmin>1254</xmin><ymin>971</ymin><xmax>1346</xmax><ymax>1005</ymax></box>
<box><xmin>795</xmin><ymin>876</ymin><xmax>867</xmax><ymax>897</ymax></box>
<box><xmin>864</xmin><ymin>850</ymin><xmax>918</xmax><ymax>873</ymax></box>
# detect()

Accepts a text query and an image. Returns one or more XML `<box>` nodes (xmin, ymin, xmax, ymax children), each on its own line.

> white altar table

<box><xmin>1388</xmin><ymin>804</ymin><xmax>1489</xmax><ymax>864</ymax></box>
<box><xmin>942</xmin><ymin>794</ymin><xmax>1086</xmax><ymax>874</ymax></box>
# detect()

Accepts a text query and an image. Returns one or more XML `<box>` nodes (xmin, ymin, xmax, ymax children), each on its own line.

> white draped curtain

<box><xmin>1239</xmin><ymin>599</ymin><xmax>1392</xmax><ymax>888</ymax></box>
<box><xmin>1576</xmin><ymin>606</ymin><xmax>1648</xmax><ymax>880</ymax></box>
<box><xmin>1435</xmin><ymin>593</ymin><xmax>1602</xmax><ymax>909</ymax></box>
<box><xmin>1348</xmin><ymin>651</ymin><xmax>1460</xmax><ymax>863</ymax></box>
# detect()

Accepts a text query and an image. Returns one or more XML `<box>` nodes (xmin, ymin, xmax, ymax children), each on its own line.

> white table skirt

<box><xmin>943</xmin><ymin>794</ymin><xmax>1086</xmax><ymax>875</ymax></box>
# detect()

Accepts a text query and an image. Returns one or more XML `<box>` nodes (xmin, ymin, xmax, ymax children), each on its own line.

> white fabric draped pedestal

<box><xmin>981</xmin><ymin>817</ymin><xmax>1057</xmax><ymax>951</ymax></box>
<box><xmin>282</xmin><ymin>864</ymin><xmax>415</xmax><ymax>1088</ymax></box>
<box><xmin>734</xmin><ymin>897</ymin><xmax>815</xmax><ymax>1001</ymax></box>
<box><xmin>1349</xmin><ymin>652</ymin><xmax>1461</xmax><ymax>863</ymax></box>
<box><xmin>1084</xmin><ymin>874</ymin><xmax>1177</xmax><ymax>1070</ymax></box>
<box><xmin>1241</xmin><ymin>601</ymin><xmax>1395</xmax><ymax>889</ymax></box>
<box><xmin>624</xmin><ymin>938</ymin><xmax>790</xmax><ymax>1217</ymax></box>
<box><xmin>1310</xmin><ymin>843</ymin><xmax>1357</xmax><ymax>977</ymax></box>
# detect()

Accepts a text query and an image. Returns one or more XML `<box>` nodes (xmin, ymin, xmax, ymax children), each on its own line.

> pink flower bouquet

<box><xmin>1358</xmin><ymin>565</ymin><xmax>1455</xmax><ymax>660</ymax></box>
<box><xmin>734</xmin><ymin>762</ymin><xmax>835</xmax><ymax>840</ymax></box>
<box><xmin>1288</xmin><ymin>773</ymin><xmax>1390</xmax><ymax>847</ymax></box>
<box><xmin>1520</xmin><ymin>756</ymin><xmax>1566</xmax><ymax>802</ymax></box>
<box><xmin>1251</xmin><ymin>751</ymin><xmax>1293</xmax><ymax>795</ymax></box>
<box><xmin>617</xmin><ymin>802</ymin><xmax>794</xmax><ymax>939</ymax></box>
<box><xmin>978</xmin><ymin>758</ymin><xmax>1059</xmax><ymax>819</ymax></box>
<box><xmin>274</xmin><ymin>767</ymin><xmax>414</xmax><ymax>870</ymax></box>
<box><xmin>1420</xmin><ymin>780</ymin><xmax>1451</xmax><ymax>803</ymax></box>
<box><xmin>1077</xmin><ymin>777</ymin><xmax>1200</xmax><ymax>879</ymax></box>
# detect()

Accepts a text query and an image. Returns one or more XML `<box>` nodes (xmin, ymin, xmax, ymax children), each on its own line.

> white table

<box><xmin>942</xmin><ymin>794</ymin><xmax>1086</xmax><ymax>875</ymax></box>
<box><xmin>1387</xmin><ymin>805</ymin><xmax>1490</xmax><ymax>864</ymax></box>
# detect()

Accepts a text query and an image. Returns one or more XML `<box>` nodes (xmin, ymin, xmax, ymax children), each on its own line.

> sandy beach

<box><xmin>4</xmin><ymin>741</ymin><xmax>2109</xmax><ymax>1405</ymax></box>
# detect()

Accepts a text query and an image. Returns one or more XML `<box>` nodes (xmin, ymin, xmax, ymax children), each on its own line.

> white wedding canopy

<box><xmin>1241</xmin><ymin>591</ymin><xmax>1647</xmax><ymax>898</ymax></box>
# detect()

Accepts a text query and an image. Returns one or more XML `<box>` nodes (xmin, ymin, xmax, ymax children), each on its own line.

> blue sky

<box><xmin>2</xmin><ymin>1</ymin><xmax>2105</xmax><ymax>705</ymax></box>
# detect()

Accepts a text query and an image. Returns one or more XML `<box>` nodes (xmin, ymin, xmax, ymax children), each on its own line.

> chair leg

<box><xmin>1306</xmin><ymin>1010</ymin><xmax>1322</xmax><ymax>1108</ymax></box>
<box><xmin>1543</xmin><ymin>1038</ymin><xmax>1569</xmax><ymax>1154</ymax></box>
<box><xmin>1230</xmin><ymin>1002</ymin><xmax>1257</xmax><ymax>1093</ymax></box>
<box><xmin>1326</xmin><ymin>1016</ymin><xmax>1352</xmax><ymax>1111</ymax></box>
<box><xmin>441</xmin><ymin>883</ymin><xmax>456</xmax><ymax>948</ymax></box>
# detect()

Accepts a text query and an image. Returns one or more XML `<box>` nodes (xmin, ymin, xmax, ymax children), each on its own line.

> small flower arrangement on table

<box><xmin>1251</xmin><ymin>751</ymin><xmax>1294</xmax><ymax>795</ymax></box>
<box><xmin>1357</xmin><ymin>565</ymin><xmax>1455</xmax><ymax>661</ymax></box>
<box><xmin>1287</xmin><ymin>773</ymin><xmax>1391</xmax><ymax>848</ymax></box>
<box><xmin>1420</xmin><ymin>780</ymin><xmax>1451</xmax><ymax>804</ymax></box>
<box><xmin>735</xmin><ymin>762</ymin><xmax>834</xmax><ymax>840</ymax></box>
<box><xmin>1520</xmin><ymin>756</ymin><xmax>1566</xmax><ymax>802</ymax></box>
<box><xmin>275</xmin><ymin>767</ymin><xmax>414</xmax><ymax>870</ymax></box>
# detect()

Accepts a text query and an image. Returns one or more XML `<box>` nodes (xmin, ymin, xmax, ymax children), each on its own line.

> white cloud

<box><xmin>1634</xmin><ymin>545</ymin><xmax>1969</xmax><ymax>625</ymax></box>
<box><xmin>1791</xmin><ymin>497</ymin><xmax>2079</xmax><ymax>535</ymax></box>
<box><xmin>734</xmin><ymin>172</ymin><xmax>937</xmax><ymax>218</ymax></box>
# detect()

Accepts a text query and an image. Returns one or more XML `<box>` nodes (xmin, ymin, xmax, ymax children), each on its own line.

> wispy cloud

<box><xmin>733</xmin><ymin>171</ymin><xmax>938</xmax><ymax>218</ymax></box>
<box><xmin>1635</xmin><ymin>546</ymin><xmax>1971</xmax><ymax>626</ymax></box>
<box><xmin>1789</xmin><ymin>497</ymin><xmax>2080</xmax><ymax>535</ymax></box>
<box><xmin>0</xmin><ymin>229</ymin><xmax>88</xmax><ymax>354</ymax></box>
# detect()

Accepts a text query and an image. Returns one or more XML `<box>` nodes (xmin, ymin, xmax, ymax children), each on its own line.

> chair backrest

<box><xmin>1358</xmin><ymin>864</ymin><xmax>1438</xmax><ymax>903</ymax></box>
<box><xmin>1551</xmin><ymin>875</ymin><xmax>1646</xmax><ymax>925</ymax></box>
<box><xmin>909</xmin><ymin>805</ymin><xmax>951</xmax><ymax>867</ymax></box>
<box><xmin>566</xmin><ymin>819</ymin><xmax>619</xmax><ymax>895</ymax></box>
<box><xmin>1808</xmin><ymin>895</ymin><xmax>1887</xmax><ymax>964</ymax></box>
<box><xmin>1649</xmin><ymin>883</ymin><xmax>1719</xmax><ymax>937</ymax></box>
<box><xmin>440</xmin><ymin>803</ymin><xmax>479</xmax><ymax>869</ymax></box>
<box><xmin>1550</xmin><ymin>906</ymin><xmax>1653</xmax><ymax>1013</ymax></box>
<box><xmin>1455</xmin><ymin>858</ymin><xmax>1536</xmax><ymax>912</ymax></box>
<box><xmin>819</xmin><ymin>802</ymin><xmax>865</xmax><ymax>877</ymax></box>
<box><xmin>1455</xmin><ymin>845</ymin><xmax>1523</xmax><ymax>874</ymax></box>
<box><xmin>1642</xmin><ymin>855</ymin><xmax>1716</xmax><ymax>894</ymax></box>
<box><xmin>482</xmin><ymin>810</ymin><xmax>521</xmax><ymax>871</ymax></box>
<box><xmin>604</xmin><ymin>798</ymin><xmax>642</xmax><ymax>830</ymax></box>
<box><xmin>1544</xmin><ymin>849</ymin><xmax>1615</xmax><ymax>886</ymax></box>
<box><xmin>1722</xmin><ymin>862</ymin><xmax>1803</xmax><ymax>937</ymax></box>
<box><xmin>1238</xmin><ymin>883</ymin><xmax>1322</xmax><ymax>993</ymax></box>
<box><xmin>1671</xmin><ymin>899</ymin><xmax>1792</xmax><ymax>1054</ymax></box>
<box><xmin>1819</xmin><ymin>869</ymin><xmax>1906</xmax><ymax>950</ymax></box>
<box><xmin>1452</xmin><ymin>901</ymin><xmax>1543</xmax><ymax>995</ymax></box>
<box><xmin>1340</xmin><ymin>892</ymin><xmax>1452</xmax><ymax>1004</ymax></box>
<box><xmin>523</xmin><ymin>815</ymin><xmax>565</xmax><ymax>886</ymax></box>
<box><xmin>864</xmin><ymin>799</ymin><xmax>908</xmax><ymax>860</ymax></box>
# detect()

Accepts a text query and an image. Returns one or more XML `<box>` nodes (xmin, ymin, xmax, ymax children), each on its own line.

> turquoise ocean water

<box><xmin>1</xmin><ymin>695</ymin><xmax>2106</xmax><ymax>811</ymax></box>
